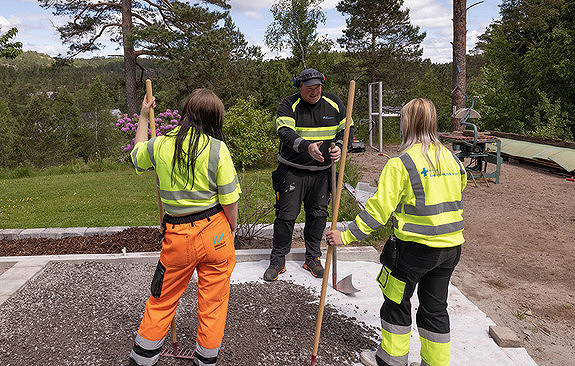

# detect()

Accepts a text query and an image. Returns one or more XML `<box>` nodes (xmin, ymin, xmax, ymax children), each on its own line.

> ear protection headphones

<box><xmin>293</xmin><ymin>70</ymin><xmax>325</xmax><ymax>87</ymax></box>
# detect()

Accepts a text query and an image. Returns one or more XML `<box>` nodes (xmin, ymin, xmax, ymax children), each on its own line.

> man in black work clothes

<box><xmin>264</xmin><ymin>68</ymin><xmax>352</xmax><ymax>281</ymax></box>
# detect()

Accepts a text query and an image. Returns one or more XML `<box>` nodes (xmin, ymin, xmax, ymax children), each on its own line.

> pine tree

<box><xmin>39</xmin><ymin>0</ymin><xmax>238</xmax><ymax>114</ymax></box>
<box><xmin>337</xmin><ymin>0</ymin><xmax>425</xmax><ymax>84</ymax></box>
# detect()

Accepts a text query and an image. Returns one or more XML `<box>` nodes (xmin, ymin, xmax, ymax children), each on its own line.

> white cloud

<box><xmin>319</xmin><ymin>0</ymin><xmax>340</xmax><ymax>10</ymax></box>
<box><xmin>230</xmin><ymin>0</ymin><xmax>273</xmax><ymax>18</ymax></box>
<box><xmin>0</xmin><ymin>15</ymin><xmax>23</xmax><ymax>27</ymax></box>
<box><xmin>404</xmin><ymin>0</ymin><xmax>451</xmax><ymax>29</ymax></box>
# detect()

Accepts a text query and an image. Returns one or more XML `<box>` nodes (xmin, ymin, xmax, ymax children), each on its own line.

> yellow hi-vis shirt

<box><xmin>131</xmin><ymin>127</ymin><xmax>240</xmax><ymax>216</ymax></box>
<box><xmin>341</xmin><ymin>143</ymin><xmax>467</xmax><ymax>248</ymax></box>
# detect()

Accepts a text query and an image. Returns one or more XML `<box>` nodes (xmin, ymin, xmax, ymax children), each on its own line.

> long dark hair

<box><xmin>168</xmin><ymin>88</ymin><xmax>225</xmax><ymax>187</ymax></box>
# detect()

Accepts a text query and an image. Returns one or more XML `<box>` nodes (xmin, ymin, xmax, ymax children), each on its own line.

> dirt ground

<box><xmin>348</xmin><ymin>144</ymin><xmax>575</xmax><ymax>366</ymax></box>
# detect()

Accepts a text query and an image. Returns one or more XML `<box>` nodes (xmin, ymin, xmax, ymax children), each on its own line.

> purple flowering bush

<box><xmin>115</xmin><ymin>109</ymin><xmax>181</xmax><ymax>162</ymax></box>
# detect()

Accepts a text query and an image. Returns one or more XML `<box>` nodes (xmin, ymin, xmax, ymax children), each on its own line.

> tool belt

<box><xmin>162</xmin><ymin>204</ymin><xmax>223</xmax><ymax>226</ymax></box>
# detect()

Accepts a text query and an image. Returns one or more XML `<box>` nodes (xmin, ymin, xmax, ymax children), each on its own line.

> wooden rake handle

<box><xmin>311</xmin><ymin>80</ymin><xmax>356</xmax><ymax>365</ymax></box>
<box><xmin>145</xmin><ymin>80</ymin><xmax>177</xmax><ymax>346</ymax></box>
<box><xmin>145</xmin><ymin>80</ymin><xmax>164</xmax><ymax>223</ymax></box>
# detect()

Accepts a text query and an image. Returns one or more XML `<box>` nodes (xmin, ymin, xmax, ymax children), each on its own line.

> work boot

<box><xmin>263</xmin><ymin>264</ymin><xmax>286</xmax><ymax>281</ymax></box>
<box><xmin>359</xmin><ymin>350</ymin><xmax>377</xmax><ymax>366</ymax></box>
<box><xmin>303</xmin><ymin>257</ymin><xmax>324</xmax><ymax>278</ymax></box>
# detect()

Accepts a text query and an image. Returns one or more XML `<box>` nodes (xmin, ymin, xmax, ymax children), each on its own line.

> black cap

<box><xmin>298</xmin><ymin>68</ymin><xmax>324</xmax><ymax>86</ymax></box>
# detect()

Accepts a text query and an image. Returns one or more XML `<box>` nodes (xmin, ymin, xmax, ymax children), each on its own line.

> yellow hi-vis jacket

<box><xmin>131</xmin><ymin>127</ymin><xmax>240</xmax><ymax>216</ymax></box>
<box><xmin>341</xmin><ymin>143</ymin><xmax>467</xmax><ymax>247</ymax></box>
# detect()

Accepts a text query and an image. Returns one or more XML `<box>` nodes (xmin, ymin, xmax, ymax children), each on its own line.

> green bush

<box><xmin>528</xmin><ymin>90</ymin><xmax>573</xmax><ymax>140</ymax></box>
<box><xmin>224</xmin><ymin>96</ymin><xmax>278</xmax><ymax>169</ymax></box>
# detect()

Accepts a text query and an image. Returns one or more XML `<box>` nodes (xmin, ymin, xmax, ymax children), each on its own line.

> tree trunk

<box><xmin>451</xmin><ymin>0</ymin><xmax>466</xmax><ymax>132</ymax></box>
<box><xmin>122</xmin><ymin>0</ymin><xmax>138</xmax><ymax>116</ymax></box>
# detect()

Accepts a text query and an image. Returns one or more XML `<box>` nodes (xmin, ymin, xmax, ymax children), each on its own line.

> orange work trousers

<box><xmin>136</xmin><ymin>209</ymin><xmax>235</xmax><ymax>362</ymax></box>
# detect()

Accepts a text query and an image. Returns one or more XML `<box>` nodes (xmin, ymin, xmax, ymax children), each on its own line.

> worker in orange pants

<box><xmin>127</xmin><ymin>88</ymin><xmax>240</xmax><ymax>366</ymax></box>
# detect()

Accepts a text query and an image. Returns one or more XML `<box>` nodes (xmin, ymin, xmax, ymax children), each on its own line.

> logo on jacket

<box><xmin>421</xmin><ymin>167</ymin><xmax>429</xmax><ymax>177</ymax></box>
<box><xmin>322</xmin><ymin>116</ymin><xmax>334</xmax><ymax>120</ymax></box>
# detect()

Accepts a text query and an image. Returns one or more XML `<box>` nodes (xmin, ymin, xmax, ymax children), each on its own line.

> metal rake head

<box><xmin>160</xmin><ymin>343</ymin><xmax>195</xmax><ymax>360</ymax></box>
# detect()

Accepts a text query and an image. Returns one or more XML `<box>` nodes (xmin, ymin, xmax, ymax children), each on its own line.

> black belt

<box><xmin>163</xmin><ymin>204</ymin><xmax>223</xmax><ymax>226</ymax></box>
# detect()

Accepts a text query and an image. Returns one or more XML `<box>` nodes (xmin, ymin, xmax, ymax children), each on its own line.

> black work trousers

<box><xmin>270</xmin><ymin>164</ymin><xmax>330</xmax><ymax>266</ymax></box>
<box><xmin>376</xmin><ymin>239</ymin><xmax>461</xmax><ymax>366</ymax></box>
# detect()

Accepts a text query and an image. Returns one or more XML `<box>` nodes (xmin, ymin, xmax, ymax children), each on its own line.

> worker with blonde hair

<box><xmin>327</xmin><ymin>98</ymin><xmax>466</xmax><ymax>366</ymax></box>
<box><xmin>126</xmin><ymin>88</ymin><xmax>240</xmax><ymax>366</ymax></box>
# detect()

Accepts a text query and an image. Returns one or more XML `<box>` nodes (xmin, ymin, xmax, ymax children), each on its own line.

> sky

<box><xmin>0</xmin><ymin>0</ymin><xmax>502</xmax><ymax>64</ymax></box>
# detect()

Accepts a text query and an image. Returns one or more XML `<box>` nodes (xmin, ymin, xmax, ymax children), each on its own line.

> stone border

<box><xmin>0</xmin><ymin>222</ymin><xmax>353</xmax><ymax>240</ymax></box>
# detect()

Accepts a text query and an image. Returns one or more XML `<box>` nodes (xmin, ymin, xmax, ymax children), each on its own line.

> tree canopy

<box><xmin>475</xmin><ymin>0</ymin><xmax>575</xmax><ymax>139</ymax></box>
<box><xmin>337</xmin><ymin>0</ymin><xmax>425</xmax><ymax>84</ymax></box>
<box><xmin>265</xmin><ymin>0</ymin><xmax>328</xmax><ymax>69</ymax></box>
<box><xmin>0</xmin><ymin>27</ymin><xmax>23</xmax><ymax>59</ymax></box>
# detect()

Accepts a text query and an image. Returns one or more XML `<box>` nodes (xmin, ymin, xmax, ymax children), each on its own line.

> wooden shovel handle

<box><xmin>331</xmin><ymin>144</ymin><xmax>338</xmax><ymax>287</ymax></box>
<box><xmin>311</xmin><ymin>80</ymin><xmax>356</xmax><ymax>364</ymax></box>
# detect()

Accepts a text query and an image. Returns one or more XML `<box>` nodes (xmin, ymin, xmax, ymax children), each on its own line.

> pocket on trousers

<box><xmin>377</xmin><ymin>265</ymin><xmax>406</xmax><ymax>305</ymax></box>
<box><xmin>272</xmin><ymin>167</ymin><xmax>286</xmax><ymax>193</ymax></box>
<box><xmin>151</xmin><ymin>260</ymin><xmax>166</xmax><ymax>298</ymax></box>
<box><xmin>161</xmin><ymin>225</ymin><xmax>192</xmax><ymax>268</ymax></box>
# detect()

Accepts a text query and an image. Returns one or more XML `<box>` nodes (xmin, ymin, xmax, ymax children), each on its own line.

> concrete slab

<box><xmin>18</xmin><ymin>228</ymin><xmax>47</xmax><ymax>239</ymax></box>
<box><xmin>60</xmin><ymin>227</ymin><xmax>88</xmax><ymax>238</ymax></box>
<box><xmin>84</xmin><ymin>227</ymin><xmax>110</xmax><ymax>236</ymax></box>
<box><xmin>0</xmin><ymin>229</ymin><xmax>23</xmax><ymax>240</ymax></box>
<box><xmin>0</xmin><ymin>246</ymin><xmax>377</xmax><ymax>265</ymax></box>
<box><xmin>0</xmin><ymin>295</ymin><xmax>10</xmax><ymax>306</ymax></box>
<box><xmin>0</xmin><ymin>259</ymin><xmax>48</xmax><ymax>305</ymax></box>
<box><xmin>41</xmin><ymin>228</ymin><xmax>64</xmax><ymax>239</ymax></box>
<box><xmin>490</xmin><ymin>325</ymin><xmax>521</xmax><ymax>348</ymax></box>
<box><xmin>105</xmin><ymin>226</ymin><xmax>130</xmax><ymax>235</ymax></box>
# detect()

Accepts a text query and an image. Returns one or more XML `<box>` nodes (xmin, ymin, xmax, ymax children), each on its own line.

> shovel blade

<box><xmin>334</xmin><ymin>274</ymin><xmax>360</xmax><ymax>294</ymax></box>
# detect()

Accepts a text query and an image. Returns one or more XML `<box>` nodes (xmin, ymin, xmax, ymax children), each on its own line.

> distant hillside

<box><xmin>0</xmin><ymin>51</ymin><xmax>127</xmax><ymax>70</ymax></box>
<box><xmin>0</xmin><ymin>51</ymin><xmax>55</xmax><ymax>69</ymax></box>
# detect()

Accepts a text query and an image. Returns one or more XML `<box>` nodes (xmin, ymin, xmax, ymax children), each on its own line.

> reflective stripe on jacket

<box><xmin>131</xmin><ymin>127</ymin><xmax>240</xmax><ymax>215</ymax></box>
<box><xmin>342</xmin><ymin>143</ymin><xmax>466</xmax><ymax>248</ymax></box>
<box><xmin>275</xmin><ymin>91</ymin><xmax>351</xmax><ymax>170</ymax></box>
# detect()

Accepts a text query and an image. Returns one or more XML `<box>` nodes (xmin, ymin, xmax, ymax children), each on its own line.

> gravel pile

<box><xmin>0</xmin><ymin>261</ymin><xmax>378</xmax><ymax>365</ymax></box>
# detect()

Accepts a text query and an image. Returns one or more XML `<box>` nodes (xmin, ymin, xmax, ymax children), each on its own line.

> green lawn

<box><xmin>0</xmin><ymin>167</ymin><xmax>161</xmax><ymax>228</ymax></box>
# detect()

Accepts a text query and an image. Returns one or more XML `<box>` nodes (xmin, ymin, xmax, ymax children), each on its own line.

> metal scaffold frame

<box><xmin>368</xmin><ymin>82</ymin><xmax>401</xmax><ymax>152</ymax></box>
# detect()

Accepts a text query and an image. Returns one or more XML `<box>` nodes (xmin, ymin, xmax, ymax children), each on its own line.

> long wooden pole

<box><xmin>145</xmin><ymin>80</ymin><xmax>164</xmax><ymax>223</ymax></box>
<box><xmin>145</xmin><ymin>79</ymin><xmax>178</xmax><ymax>350</ymax></box>
<box><xmin>310</xmin><ymin>80</ymin><xmax>355</xmax><ymax>366</ymax></box>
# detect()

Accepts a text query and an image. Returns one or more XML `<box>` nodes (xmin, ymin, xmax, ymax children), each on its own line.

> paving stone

<box><xmin>489</xmin><ymin>325</ymin><xmax>521</xmax><ymax>348</ymax></box>
<box><xmin>60</xmin><ymin>227</ymin><xmax>87</xmax><ymax>238</ymax></box>
<box><xmin>41</xmin><ymin>228</ymin><xmax>64</xmax><ymax>239</ymax></box>
<box><xmin>19</xmin><ymin>228</ymin><xmax>47</xmax><ymax>239</ymax></box>
<box><xmin>0</xmin><ymin>229</ymin><xmax>23</xmax><ymax>240</ymax></box>
<box><xmin>84</xmin><ymin>227</ymin><xmax>109</xmax><ymax>236</ymax></box>
<box><xmin>0</xmin><ymin>295</ymin><xmax>10</xmax><ymax>306</ymax></box>
<box><xmin>105</xmin><ymin>226</ymin><xmax>130</xmax><ymax>235</ymax></box>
